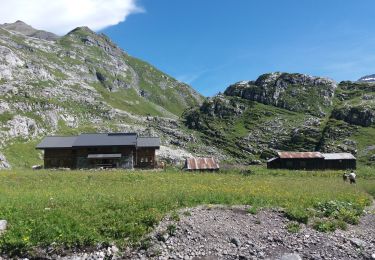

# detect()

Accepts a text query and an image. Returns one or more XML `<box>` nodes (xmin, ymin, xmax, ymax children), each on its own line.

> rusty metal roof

<box><xmin>277</xmin><ymin>152</ymin><xmax>324</xmax><ymax>159</ymax></box>
<box><xmin>185</xmin><ymin>157</ymin><xmax>220</xmax><ymax>170</ymax></box>
<box><xmin>322</xmin><ymin>153</ymin><xmax>356</xmax><ymax>160</ymax></box>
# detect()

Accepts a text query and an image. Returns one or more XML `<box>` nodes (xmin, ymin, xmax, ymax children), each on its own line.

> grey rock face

<box><xmin>332</xmin><ymin>105</ymin><xmax>375</xmax><ymax>127</ymax></box>
<box><xmin>224</xmin><ymin>72</ymin><xmax>337</xmax><ymax>117</ymax></box>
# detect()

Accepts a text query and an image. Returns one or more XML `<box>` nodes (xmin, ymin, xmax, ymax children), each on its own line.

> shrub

<box><xmin>167</xmin><ymin>224</ymin><xmax>176</xmax><ymax>236</ymax></box>
<box><xmin>313</xmin><ymin>220</ymin><xmax>337</xmax><ymax>232</ymax></box>
<box><xmin>286</xmin><ymin>222</ymin><xmax>301</xmax><ymax>233</ymax></box>
<box><xmin>314</xmin><ymin>200</ymin><xmax>362</xmax><ymax>225</ymax></box>
<box><xmin>139</xmin><ymin>237</ymin><xmax>152</xmax><ymax>250</ymax></box>
<box><xmin>247</xmin><ymin>206</ymin><xmax>258</xmax><ymax>215</ymax></box>
<box><xmin>285</xmin><ymin>208</ymin><xmax>309</xmax><ymax>224</ymax></box>
<box><xmin>170</xmin><ymin>211</ymin><xmax>180</xmax><ymax>222</ymax></box>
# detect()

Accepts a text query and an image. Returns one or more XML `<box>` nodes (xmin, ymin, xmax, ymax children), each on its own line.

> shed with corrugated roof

<box><xmin>184</xmin><ymin>157</ymin><xmax>220</xmax><ymax>171</ymax></box>
<box><xmin>322</xmin><ymin>153</ymin><xmax>356</xmax><ymax>170</ymax></box>
<box><xmin>267</xmin><ymin>152</ymin><xmax>325</xmax><ymax>170</ymax></box>
<box><xmin>267</xmin><ymin>151</ymin><xmax>356</xmax><ymax>170</ymax></box>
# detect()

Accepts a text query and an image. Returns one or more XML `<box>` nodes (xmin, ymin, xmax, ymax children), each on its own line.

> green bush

<box><xmin>313</xmin><ymin>220</ymin><xmax>337</xmax><ymax>232</ymax></box>
<box><xmin>286</xmin><ymin>222</ymin><xmax>301</xmax><ymax>233</ymax></box>
<box><xmin>247</xmin><ymin>206</ymin><xmax>258</xmax><ymax>215</ymax></box>
<box><xmin>285</xmin><ymin>208</ymin><xmax>309</xmax><ymax>224</ymax></box>
<box><xmin>167</xmin><ymin>224</ymin><xmax>176</xmax><ymax>236</ymax></box>
<box><xmin>314</xmin><ymin>200</ymin><xmax>363</xmax><ymax>225</ymax></box>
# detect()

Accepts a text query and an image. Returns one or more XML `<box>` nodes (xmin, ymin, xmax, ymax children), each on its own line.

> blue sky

<box><xmin>102</xmin><ymin>0</ymin><xmax>375</xmax><ymax>96</ymax></box>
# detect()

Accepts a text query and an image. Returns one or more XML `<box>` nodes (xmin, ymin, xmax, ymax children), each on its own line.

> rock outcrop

<box><xmin>184</xmin><ymin>74</ymin><xmax>375</xmax><ymax>165</ymax></box>
<box><xmin>224</xmin><ymin>73</ymin><xmax>337</xmax><ymax>117</ymax></box>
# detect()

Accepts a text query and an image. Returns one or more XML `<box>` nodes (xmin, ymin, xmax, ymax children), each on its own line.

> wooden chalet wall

<box><xmin>44</xmin><ymin>149</ymin><xmax>74</xmax><ymax>169</ymax></box>
<box><xmin>267</xmin><ymin>158</ymin><xmax>325</xmax><ymax>170</ymax></box>
<box><xmin>324</xmin><ymin>159</ymin><xmax>356</xmax><ymax>170</ymax></box>
<box><xmin>136</xmin><ymin>148</ymin><xmax>156</xmax><ymax>168</ymax></box>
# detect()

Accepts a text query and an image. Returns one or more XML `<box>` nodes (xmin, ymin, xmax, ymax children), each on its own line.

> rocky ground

<box><xmin>26</xmin><ymin>203</ymin><xmax>374</xmax><ymax>260</ymax></box>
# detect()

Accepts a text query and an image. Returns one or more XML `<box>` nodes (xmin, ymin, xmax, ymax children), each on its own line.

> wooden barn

<box><xmin>36</xmin><ymin>133</ymin><xmax>160</xmax><ymax>169</ymax></box>
<box><xmin>184</xmin><ymin>157</ymin><xmax>220</xmax><ymax>171</ymax></box>
<box><xmin>267</xmin><ymin>152</ymin><xmax>356</xmax><ymax>170</ymax></box>
<box><xmin>267</xmin><ymin>152</ymin><xmax>325</xmax><ymax>170</ymax></box>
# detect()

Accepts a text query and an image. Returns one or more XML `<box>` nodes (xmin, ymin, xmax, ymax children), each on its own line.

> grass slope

<box><xmin>0</xmin><ymin>167</ymin><xmax>373</xmax><ymax>256</ymax></box>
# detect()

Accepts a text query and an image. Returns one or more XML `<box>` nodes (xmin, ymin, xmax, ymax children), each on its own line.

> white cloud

<box><xmin>0</xmin><ymin>0</ymin><xmax>143</xmax><ymax>35</ymax></box>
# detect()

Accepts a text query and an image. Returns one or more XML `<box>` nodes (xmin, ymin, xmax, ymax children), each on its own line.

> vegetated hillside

<box><xmin>0</xmin><ymin>21</ymin><xmax>206</xmax><ymax>168</ymax></box>
<box><xmin>184</xmin><ymin>73</ymin><xmax>375</xmax><ymax>165</ymax></box>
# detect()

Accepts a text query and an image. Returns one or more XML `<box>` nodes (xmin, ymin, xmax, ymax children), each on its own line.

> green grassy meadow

<box><xmin>0</xmin><ymin>167</ymin><xmax>374</xmax><ymax>256</ymax></box>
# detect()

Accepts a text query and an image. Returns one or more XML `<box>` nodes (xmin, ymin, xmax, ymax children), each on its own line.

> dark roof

<box><xmin>72</xmin><ymin>133</ymin><xmax>137</xmax><ymax>147</ymax></box>
<box><xmin>278</xmin><ymin>152</ymin><xmax>324</xmax><ymax>159</ymax></box>
<box><xmin>185</xmin><ymin>157</ymin><xmax>220</xmax><ymax>170</ymax></box>
<box><xmin>137</xmin><ymin>137</ymin><xmax>160</xmax><ymax>148</ymax></box>
<box><xmin>36</xmin><ymin>133</ymin><xmax>160</xmax><ymax>149</ymax></box>
<box><xmin>36</xmin><ymin>136</ymin><xmax>77</xmax><ymax>149</ymax></box>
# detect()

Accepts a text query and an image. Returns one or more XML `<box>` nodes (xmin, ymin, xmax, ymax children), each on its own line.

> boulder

<box><xmin>0</xmin><ymin>220</ymin><xmax>7</xmax><ymax>233</ymax></box>
<box><xmin>280</xmin><ymin>253</ymin><xmax>302</xmax><ymax>260</ymax></box>
<box><xmin>350</xmin><ymin>238</ymin><xmax>367</xmax><ymax>248</ymax></box>
<box><xmin>0</xmin><ymin>153</ymin><xmax>10</xmax><ymax>169</ymax></box>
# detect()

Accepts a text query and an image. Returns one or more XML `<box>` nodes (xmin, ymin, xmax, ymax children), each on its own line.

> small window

<box><xmin>286</xmin><ymin>161</ymin><xmax>293</xmax><ymax>167</ymax></box>
<box><xmin>145</xmin><ymin>157</ymin><xmax>149</xmax><ymax>163</ymax></box>
<box><xmin>141</xmin><ymin>157</ymin><xmax>144</xmax><ymax>163</ymax></box>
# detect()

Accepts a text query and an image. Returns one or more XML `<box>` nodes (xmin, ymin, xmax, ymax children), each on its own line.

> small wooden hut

<box><xmin>184</xmin><ymin>157</ymin><xmax>220</xmax><ymax>171</ymax></box>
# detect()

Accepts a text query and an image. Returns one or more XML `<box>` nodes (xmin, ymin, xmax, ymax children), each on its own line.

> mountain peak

<box><xmin>358</xmin><ymin>74</ymin><xmax>375</xmax><ymax>83</ymax></box>
<box><xmin>67</xmin><ymin>26</ymin><xmax>95</xmax><ymax>36</ymax></box>
<box><xmin>0</xmin><ymin>20</ymin><xmax>59</xmax><ymax>41</ymax></box>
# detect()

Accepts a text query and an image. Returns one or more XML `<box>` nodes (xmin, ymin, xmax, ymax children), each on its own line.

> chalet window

<box><xmin>286</xmin><ymin>161</ymin><xmax>293</xmax><ymax>167</ymax></box>
<box><xmin>112</xmin><ymin>147</ymin><xmax>118</xmax><ymax>153</ymax></box>
<box><xmin>141</xmin><ymin>157</ymin><xmax>144</xmax><ymax>163</ymax></box>
<box><xmin>145</xmin><ymin>157</ymin><xmax>149</xmax><ymax>163</ymax></box>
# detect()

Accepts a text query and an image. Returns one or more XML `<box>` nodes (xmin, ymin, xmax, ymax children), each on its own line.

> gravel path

<box><xmin>3</xmin><ymin>203</ymin><xmax>374</xmax><ymax>260</ymax></box>
<box><xmin>127</xmin><ymin>204</ymin><xmax>375</xmax><ymax>260</ymax></box>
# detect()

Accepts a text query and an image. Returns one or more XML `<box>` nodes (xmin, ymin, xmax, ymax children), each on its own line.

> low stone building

<box><xmin>36</xmin><ymin>133</ymin><xmax>160</xmax><ymax>169</ymax></box>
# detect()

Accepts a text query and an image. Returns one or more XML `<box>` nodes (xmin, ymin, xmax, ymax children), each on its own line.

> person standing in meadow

<box><xmin>348</xmin><ymin>171</ymin><xmax>356</xmax><ymax>184</ymax></box>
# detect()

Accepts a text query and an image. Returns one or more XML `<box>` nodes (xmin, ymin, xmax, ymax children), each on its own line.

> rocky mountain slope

<box><xmin>184</xmin><ymin>73</ymin><xmax>375</xmax><ymax>165</ymax></box>
<box><xmin>0</xmin><ymin>21</ymin><xmax>374</xmax><ymax>169</ymax></box>
<box><xmin>0</xmin><ymin>21</ymin><xmax>206</xmax><ymax>169</ymax></box>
